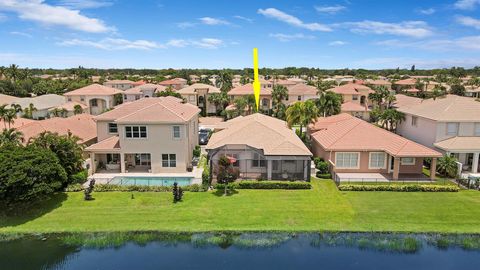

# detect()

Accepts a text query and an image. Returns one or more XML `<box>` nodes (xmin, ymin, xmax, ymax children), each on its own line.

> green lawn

<box><xmin>1</xmin><ymin>179</ymin><xmax>479</xmax><ymax>233</ymax></box>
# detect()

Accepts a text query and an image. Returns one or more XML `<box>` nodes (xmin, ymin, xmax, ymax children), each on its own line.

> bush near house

<box><xmin>193</xmin><ymin>145</ymin><xmax>201</xmax><ymax>158</ymax></box>
<box><xmin>215</xmin><ymin>180</ymin><xmax>311</xmax><ymax>190</ymax></box>
<box><xmin>316</xmin><ymin>172</ymin><xmax>332</xmax><ymax>179</ymax></box>
<box><xmin>90</xmin><ymin>184</ymin><xmax>207</xmax><ymax>192</ymax></box>
<box><xmin>338</xmin><ymin>184</ymin><xmax>459</xmax><ymax>192</ymax></box>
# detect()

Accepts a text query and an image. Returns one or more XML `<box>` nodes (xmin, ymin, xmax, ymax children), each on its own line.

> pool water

<box><xmin>109</xmin><ymin>176</ymin><xmax>193</xmax><ymax>186</ymax></box>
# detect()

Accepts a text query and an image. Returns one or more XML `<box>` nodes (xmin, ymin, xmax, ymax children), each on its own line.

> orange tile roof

<box><xmin>341</xmin><ymin>101</ymin><xmax>369</xmax><ymax>112</ymax></box>
<box><xmin>0</xmin><ymin>117</ymin><xmax>36</xmax><ymax>129</ymax></box>
<box><xmin>392</xmin><ymin>94</ymin><xmax>423</xmax><ymax>109</ymax></box>
<box><xmin>159</xmin><ymin>78</ymin><xmax>187</xmax><ymax>86</ymax></box>
<box><xmin>17</xmin><ymin>114</ymin><xmax>96</xmax><ymax>144</ymax></box>
<box><xmin>85</xmin><ymin>136</ymin><xmax>121</xmax><ymax>151</ymax></box>
<box><xmin>123</xmin><ymin>84</ymin><xmax>166</xmax><ymax>94</ymax></box>
<box><xmin>310</xmin><ymin>113</ymin><xmax>441</xmax><ymax>157</ymax></box>
<box><xmin>287</xmin><ymin>84</ymin><xmax>318</xmax><ymax>96</ymax></box>
<box><xmin>329</xmin><ymin>83</ymin><xmax>374</xmax><ymax>95</ymax></box>
<box><xmin>394</xmin><ymin>78</ymin><xmax>417</xmax><ymax>85</ymax></box>
<box><xmin>52</xmin><ymin>101</ymin><xmax>88</xmax><ymax>111</ymax></box>
<box><xmin>64</xmin><ymin>84</ymin><xmax>122</xmax><ymax>96</ymax></box>
<box><xmin>95</xmin><ymin>96</ymin><xmax>200</xmax><ymax>123</ymax></box>
<box><xmin>229</xmin><ymin>83</ymin><xmax>272</xmax><ymax>96</ymax></box>
<box><xmin>177</xmin><ymin>83</ymin><xmax>221</xmax><ymax>94</ymax></box>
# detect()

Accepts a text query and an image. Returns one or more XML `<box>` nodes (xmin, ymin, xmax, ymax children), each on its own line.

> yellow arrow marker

<box><xmin>252</xmin><ymin>48</ymin><xmax>260</xmax><ymax>111</ymax></box>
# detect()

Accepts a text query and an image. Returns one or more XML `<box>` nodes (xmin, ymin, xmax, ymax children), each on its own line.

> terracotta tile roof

<box><xmin>329</xmin><ymin>83</ymin><xmax>374</xmax><ymax>95</ymax></box>
<box><xmin>396</xmin><ymin>94</ymin><xmax>480</xmax><ymax>122</ymax></box>
<box><xmin>4</xmin><ymin>94</ymin><xmax>67</xmax><ymax>110</ymax></box>
<box><xmin>287</xmin><ymin>84</ymin><xmax>318</xmax><ymax>96</ymax></box>
<box><xmin>95</xmin><ymin>96</ymin><xmax>200</xmax><ymax>123</ymax></box>
<box><xmin>17</xmin><ymin>114</ymin><xmax>96</xmax><ymax>144</ymax></box>
<box><xmin>310</xmin><ymin>113</ymin><xmax>441</xmax><ymax>157</ymax></box>
<box><xmin>177</xmin><ymin>83</ymin><xmax>221</xmax><ymax>94</ymax></box>
<box><xmin>365</xmin><ymin>79</ymin><xmax>392</xmax><ymax>85</ymax></box>
<box><xmin>52</xmin><ymin>101</ymin><xmax>88</xmax><ymax>111</ymax></box>
<box><xmin>64</xmin><ymin>84</ymin><xmax>122</xmax><ymax>96</ymax></box>
<box><xmin>0</xmin><ymin>117</ymin><xmax>36</xmax><ymax>129</ymax></box>
<box><xmin>229</xmin><ymin>83</ymin><xmax>272</xmax><ymax>96</ymax></box>
<box><xmin>341</xmin><ymin>101</ymin><xmax>369</xmax><ymax>112</ymax></box>
<box><xmin>434</xmin><ymin>137</ymin><xmax>480</xmax><ymax>151</ymax></box>
<box><xmin>85</xmin><ymin>136</ymin><xmax>121</xmax><ymax>151</ymax></box>
<box><xmin>206</xmin><ymin>113</ymin><xmax>312</xmax><ymax>156</ymax></box>
<box><xmin>405</xmin><ymin>88</ymin><xmax>421</xmax><ymax>93</ymax></box>
<box><xmin>0</xmin><ymin>94</ymin><xmax>19</xmax><ymax>105</ymax></box>
<box><xmin>392</xmin><ymin>94</ymin><xmax>423</xmax><ymax>109</ymax></box>
<box><xmin>159</xmin><ymin>78</ymin><xmax>187</xmax><ymax>86</ymax></box>
<box><xmin>275</xmin><ymin>79</ymin><xmax>297</xmax><ymax>86</ymax></box>
<box><xmin>104</xmin><ymin>80</ymin><xmax>135</xmax><ymax>84</ymax></box>
<box><xmin>123</xmin><ymin>84</ymin><xmax>166</xmax><ymax>94</ymax></box>
<box><xmin>394</xmin><ymin>78</ymin><xmax>417</xmax><ymax>85</ymax></box>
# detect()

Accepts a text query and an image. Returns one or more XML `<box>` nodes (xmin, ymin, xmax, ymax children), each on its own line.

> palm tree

<box><xmin>437</xmin><ymin>155</ymin><xmax>458</xmax><ymax>178</ymax></box>
<box><xmin>317</xmin><ymin>91</ymin><xmax>342</xmax><ymax>117</ymax></box>
<box><xmin>233</xmin><ymin>96</ymin><xmax>247</xmax><ymax>117</ymax></box>
<box><xmin>384</xmin><ymin>94</ymin><xmax>396</xmax><ymax>109</ymax></box>
<box><xmin>23</xmin><ymin>103</ymin><xmax>37</xmax><ymax>119</ymax></box>
<box><xmin>3</xmin><ymin>109</ymin><xmax>17</xmax><ymax>129</ymax></box>
<box><xmin>73</xmin><ymin>104</ymin><xmax>83</xmax><ymax>115</ymax></box>
<box><xmin>368</xmin><ymin>85</ymin><xmax>389</xmax><ymax>108</ymax></box>
<box><xmin>432</xmin><ymin>85</ymin><xmax>446</xmax><ymax>100</ymax></box>
<box><xmin>271</xmin><ymin>84</ymin><xmax>288</xmax><ymax>117</ymax></box>
<box><xmin>0</xmin><ymin>104</ymin><xmax>8</xmax><ymax>129</ymax></box>
<box><xmin>378</xmin><ymin>108</ymin><xmax>405</xmax><ymax>133</ymax></box>
<box><xmin>286</xmin><ymin>100</ymin><xmax>318</xmax><ymax>138</ymax></box>
<box><xmin>7</xmin><ymin>64</ymin><xmax>19</xmax><ymax>83</ymax></box>
<box><xmin>215</xmin><ymin>71</ymin><xmax>233</xmax><ymax>93</ymax></box>
<box><xmin>10</xmin><ymin>103</ymin><xmax>22</xmax><ymax>114</ymax></box>
<box><xmin>208</xmin><ymin>92</ymin><xmax>230</xmax><ymax>112</ymax></box>
<box><xmin>0</xmin><ymin>128</ymin><xmax>24</xmax><ymax>146</ymax></box>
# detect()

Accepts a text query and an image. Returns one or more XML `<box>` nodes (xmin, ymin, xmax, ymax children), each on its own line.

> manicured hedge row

<box><xmin>338</xmin><ymin>184</ymin><xmax>459</xmax><ymax>192</ymax></box>
<box><xmin>65</xmin><ymin>183</ymin><xmax>207</xmax><ymax>192</ymax></box>
<box><xmin>215</xmin><ymin>181</ymin><xmax>311</xmax><ymax>190</ymax></box>
<box><xmin>316</xmin><ymin>172</ymin><xmax>332</xmax><ymax>179</ymax></box>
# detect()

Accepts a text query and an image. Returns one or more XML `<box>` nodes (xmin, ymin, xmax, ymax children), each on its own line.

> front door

<box><xmin>388</xmin><ymin>155</ymin><xmax>395</xmax><ymax>173</ymax></box>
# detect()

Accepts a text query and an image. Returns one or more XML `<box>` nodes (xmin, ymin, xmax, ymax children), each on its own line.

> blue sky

<box><xmin>0</xmin><ymin>0</ymin><xmax>480</xmax><ymax>69</ymax></box>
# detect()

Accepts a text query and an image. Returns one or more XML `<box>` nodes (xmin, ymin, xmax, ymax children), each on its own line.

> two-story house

<box><xmin>104</xmin><ymin>80</ymin><xmax>138</xmax><ymax>91</ymax></box>
<box><xmin>122</xmin><ymin>84</ymin><xmax>166</xmax><ymax>102</ymax></box>
<box><xmin>64</xmin><ymin>84</ymin><xmax>123</xmax><ymax>115</ymax></box>
<box><xmin>328</xmin><ymin>83</ymin><xmax>373</xmax><ymax>120</ymax></box>
<box><xmin>85</xmin><ymin>97</ymin><xmax>200</xmax><ymax>175</ymax></box>
<box><xmin>396</xmin><ymin>95</ymin><xmax>480</xmax><ymax>175</ymax></box>
<box><xmin>177</xmin><ymin>83</ymin><xmax>221</xmax><ymax>115</ymax></box>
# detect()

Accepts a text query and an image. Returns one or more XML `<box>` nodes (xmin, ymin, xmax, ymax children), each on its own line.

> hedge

<box><xmin>316</xmin><ymin>172</ymin><xmax>332</xmax><ymax>179</ymax></box>
<box><xmin>65</xmin><ymin>184</ymin><xmax>206</xmax><ymax>192</ymax></box>
<box><xmin>338</xmin><ymin>184</ymin><xmax>459</xmax><ymax>192</ymax></box>
<box><xmin>215</xmin><ymin>180</ymin><xmax>311</xmax><ymax>190</ymax></box>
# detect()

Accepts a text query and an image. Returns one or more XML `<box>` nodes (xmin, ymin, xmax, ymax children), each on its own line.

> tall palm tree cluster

<box><xmin>368</xmin><ymin>86</ymin><xmax>405</xmax><ymax>133</ymax></box>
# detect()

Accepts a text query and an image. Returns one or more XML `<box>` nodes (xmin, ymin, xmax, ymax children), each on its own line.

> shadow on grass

<box><xmin>0</xmin><ymin>193</ymin><xmax>68</xmax><ymax>228</ymax></box>
<box><xmin>211</xmin><ymin>189</ymin><xmax>239</xmax><ymax>197</ymax></box>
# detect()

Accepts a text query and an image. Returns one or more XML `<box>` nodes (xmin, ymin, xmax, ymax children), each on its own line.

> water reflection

<box><xmin>0</xmin><ymin>232</ymin><xmax>479</xmax><ymax>270</ymax></box>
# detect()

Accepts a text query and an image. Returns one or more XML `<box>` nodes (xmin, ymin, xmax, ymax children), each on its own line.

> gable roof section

<box><xmin>396</xmin><ymin>94</ymin><xmax>480</xmax><ymax>122</ymax></box>
<box><xmin>95</xmin><ymin>96</ymin><xmax>200</xmax><ymax>123</ymax></box>
<box><xmin>123</xmin><ymin>83</ymin><xmax>166</xmax><ymax>94</ymax></box>
<box><xmin>85</xmin><ymin>136</ymin><xmax>121</xmax><ymax>151</ymax></box>
<box><xmin>341</xmin><ymin>101</ymin><xmax>369</xmax><ymax>112</ymax></box>
<box><xmin>229</xmin><ymin>83</ymin><xmax>272</xmax><ymax>96</ymax></box>
<box><xmin>64</xmin><ymin>84</ymin><xmax>122</xmax><ymax>96</ymax></box>
<box><xmin>329</xmin><ymin>83</ymin><xmax>374</xmax><ymax>95</ymax></box>
<box><xmin>206</xmin><ymin>113</ymin><xmax>312</xmax><ymax>156</ymax></box>
<box><xmin>310</xmin><ymin>113</ymin><xmax>441</xmax><ymax>157</ymax></box>
<box><xmin>177</xmin><ymin>83</ymin><xmax>221</xmax><ymax>94</ymax></box>
<box><xmin>287</xmin><ymin>84</ymin><xmax>318</xmax><ymax>96</ymax></box>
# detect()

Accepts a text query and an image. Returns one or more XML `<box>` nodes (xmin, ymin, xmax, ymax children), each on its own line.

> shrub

<box><xmin>316</xmin><ymin>161</ymin><xmax>329</xmax><ymax>174</ymax></box>
<box><xmin>316</xmin><ymin>172</ymin><xmax>332</xmax><ymax>179</ymax></box>
<box><xmin>215</xmin><ymin>180</ymin><xmax>311</xmax><ymax>190</ymax></box>
<box><xmin>193</xmin><ymin>145</ymin><xmax>201</xmax><ymax>158</ymax></box>
<box><xmin>338</xmin><ymin>184</ymin><xmax>459</xmax><ymax>192</ymax></box>
<box><xmin>65</xmin><ymin>183</ymin><xmax>84</xmax><ymax>192</ymax></box>
<box><xmin>93</xmin><ymin>184</ymin><xmax>206</xmax><ymax>192</ymax></box>
<box><xmin>70</xmin><ymin>170</ymin><xmax>88</xmax><ymax>184</ymax></box>
<box><xmin>202</xmin><ymin>165</ymin><xmax>210</xmax><ymax>185</ymax></box>
<box><xmin>313</xmin><ymin>157</ymin><xmax>324</xmax><ymax>166</ymax></box>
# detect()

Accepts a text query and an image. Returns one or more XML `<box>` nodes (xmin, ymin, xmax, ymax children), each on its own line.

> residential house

<box><xmin>159</xmin><ymin>78</ymin><xmax>188</xmax><ymax>90</ymax></box>
<box><xmin>284</xmin><ymin>84</ymin><xmax>318</xmax><ymax>105</ymax></box>
<box><xmin>123</xmin><ymin>83</ymin><xmax>166</xmax><ymax>102</ymax></box>
<box><xmin>328</xmin><ymin>83</ymin><xmax>373</xmax><ymax>118</ymax></box>
<box><xmin>228</xmin><ymin>83</ymin><xmax>273</xmax><ymax>111</ymax></box>
<box><xmin>340</xmin><ymin>102</ymin><xmax>370</xmax><ymax>120</ymax></box>
<box><xmin>64</xmin><ymin>84</ymin><xmax>123</xmax><ymax>115</ymax></box>
<box><xmin>396</xmin><ymin>95</ymin><xmax>480</xmax><ymax>175</ymax></box>
<box><xmin>365</xmin><ymin>79</ymin><xmax>392</xmax><ymax>89</ymax></box>
<box><xmin>49</xmin><ymin>101</ymin><xmax>89</xmax><ymax>117</ymax></box>
<box><xmin>206</xmin><ymin>113</ymin><xmax>312</xmax><ymax>181</ymax></box>
<box><xmin>104</xmin><ymin>80</ymin><xmax>138</xmax><ymax>91</ymax></box>
<box><xmin>177</xmin><ymin>83</ymin><xmax>221</xmax><ymax>115</ymax></box>
<box><xmin>465</xmin><ymin>85</ymin><xmax>480</xmax><ymax>98</ymax></box>
<box><xmin>85</xmin><ymin>97</ymin><xmax>200</xmax><ymax>175</ymax></box>
<box><xmin>309</xmin><ymin>113</ymin><xmax>441</xmax><ymax>182</ymax></box>
<box><xmin>1</xmin><ymin>94</ymin><xmax>68</xmax><ymax>119</ymax></box>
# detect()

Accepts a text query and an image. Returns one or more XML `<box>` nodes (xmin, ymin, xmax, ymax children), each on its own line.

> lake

<box><xmin>0</xmin><ymin>232</ymin><xmax>479</xmax><ymax>270</ymax></box>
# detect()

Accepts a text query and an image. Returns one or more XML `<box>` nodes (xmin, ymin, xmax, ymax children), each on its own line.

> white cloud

<box><xmin>57</xmin><ymin>0</ymin><xmax>113</xmax><ymax>9</ymax></box>
<box><xmin>329</xmin><ymin>40</ymin><xmax>347</xmax><ymax>46</ymax></box>
<box><xmin>177</xmin><ymin>22</ymin><xmax>196</xmax><ymax>29</ymax></box>
<box><xmin>191</xmin><ymin>38</ymin><xmax>224</xmax><ymax>49</ymax></box>
<box><xmin>417</xmin><ymin>8</ymin><xmax>435</xmax><ymax>15</ymax></box>
<box><xmin>199</xmin><ymin>17</ymin><xmax>230</xmax><ymax>25</ymax></box>
<box><xmin>233</xmin><ymin>15</ymin><xmax>253</xmax><ymax>23</ymax></box>
<box><xmin>454</xmin><ymin>0</ymin><xmax>480</xmax><ymax>10</ymax></box>
<box><xmin>166</xmin><ymin>39</ymin><xmax>189</xmax><ymax>48</ymax></box>
<box><xmin>58</xmin><ymin>38</ymin><xmax>163</xmax><ymax>50</ymax></box>
<box><xmin>10</xmin><ymin>31</ymin><xmax>32</xmax><ymax>38</ymax></box>
<box><xmin>314</xmin><ymin>5</ymin><xmax>346</xmax><ymax>14</ymax></box>
<box><xmin>0</xmin><ymin>0</ymin><xmax>112</xmax><ymax>33</ymax></box>
<box><xmin>344</xmin><ymin>20</ymin><xmax>433</xmax><ymax>38</ymax></box>
<box><xmin>257</xmin><ymin>8</ymin><xmax>332</xmax><ymax>31</ymax></box>
<box><xmin>375</xmin><ymin>36</ymin><xmax>480</xmax><ymax>51</ymax></box>
<box><xmin>456</xmin><ymin>15</ymin><xmax>480</xmax><ymax>29</ymax></box>
<box><xmin>269</xmin><ymin>33</ymin><xmax>315</xmax><ymax>42</ymax></box>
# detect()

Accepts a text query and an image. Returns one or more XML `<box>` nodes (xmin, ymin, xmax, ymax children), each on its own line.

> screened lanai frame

<box><xmin>208</xmin><ymin>144</ymin><xmax>311</xmax><ymax>182</ymax></box>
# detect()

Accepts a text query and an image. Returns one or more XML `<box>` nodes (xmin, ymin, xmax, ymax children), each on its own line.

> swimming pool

<box><xmin>109</xmin><ymin>176</ymin><xmax>193</xmax><ymax>186</ymax></box>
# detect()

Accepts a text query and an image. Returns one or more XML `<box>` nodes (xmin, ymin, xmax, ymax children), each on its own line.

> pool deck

<box><xmin>85</xmin><ymin>167</ymin><xmax>203</xmax><ymax>187</ymax></box>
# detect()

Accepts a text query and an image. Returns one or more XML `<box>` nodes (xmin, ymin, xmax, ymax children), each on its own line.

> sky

<box><xmin>0</xmin><ymin>0</ymin><xmax>480</xmax><ymax>69</ymax></box>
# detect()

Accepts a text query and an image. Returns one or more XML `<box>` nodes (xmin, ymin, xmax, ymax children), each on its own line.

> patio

<box><xmin>334</xmin><ymin>172</ymin><xmax>433</xmax><ymax>184</ymax></box>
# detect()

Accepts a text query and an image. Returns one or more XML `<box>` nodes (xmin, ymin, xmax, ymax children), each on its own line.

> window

<box><xmin>252</xmin><ymin>152</ymin><xmax>266</xmax><ymax>167</ymax></box>
<box><xmin>91</xmin><ymin>99</ymin><xmax>98</xmax><ymax>107</ymax></box>
<box><xmin>352</xmin><ymin>95</ymin><xmax>359</xmax><ymax>101</ymax></box>
<box><xmin>123</xmin><ymin>94</ymin><xmax>127</xmax><ymax>99</ymax></box>
<box><xmin>369</xmin><ymin>152</ymin><xmax>386</xmax><ymax>169</ymax></box>
<box><xmin>67</xmin><ymin>97</ymin><xmax>72</xmax><ymax>102</ymax></box>
<box><xmin>297</xmin><ymin>95</ymin><xmax>302</xmax><ymax>101</ymax></box>
<box><xmin>285</xmin><ymin>96</ymin><xmax>289</xmax><ymax>101</ymax></box>
<box><xmin>172</xmin><ymin>126</ymin><xmax>181</xmax><ymax>139</ymax></box>
<box><xmin>262</xmin><ymin>99</ymin><xmax>268</xmax><ymax>106</ymax></box>
<box><xmin>411</xmin><ymin>116</ymin><xmax>417</xmax><ymax>127</ymax></box>
<box><xmin>125</xmin><ymin>126</ymin><xmax>147</xmax><ymax>138</ymax></box>
<box><xmin>106</xmin><ymin>153</ymin><xmax>120</xmax><ymax>164</ymax></box>
<box><xmin>80</xmin><ymin>96</ymin><xmax>85</xmax><ymax>102</ymax></box>
<box><xmin>475</xmin><ymin>123</ymin><xmax>480</xmax><ymax>136</ymax></box>
<box><xmin>401</xmin><ymin>157</ymin><xmax>415</xmax><ymax>165</ymax></box>
<box><xmin>108</xmin><ymin>123</ymin><xmax>118</xmax><ymax>133</ymax></box>
<box><xmin>446</xmin><ymin>122</ymin><xmax>459</xmax><ymax>135</ymax></box>
<box><xmin>335</xmin><ymin>152</ymin><xmax>359</xmax><ymax>169</ymax></box>
<box><xmin>162</xmin><ymin>154</ymin><xmax>176</xmax><ymax>167</ymax></box>
<box><xmin>135</xmin><ymin>153</ymin><xmax>151</xmax><ymax>166</ymax></box>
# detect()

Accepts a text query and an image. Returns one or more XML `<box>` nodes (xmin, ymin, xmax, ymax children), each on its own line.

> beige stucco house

<box><xmin>283</xmin><ymin>84</ymin><xmax>318</xmax><ymax>105</ymax></box>
<box><xmin>1</xmin><ymin>93</ymin><xmax>68</xmax><ymax>120</ymax></box>
<box><xmin>85</xmin><ymin>97</ymin><xmax>200</xmax><ymax>175</ymax></box>
<box><xmin>104</xmin><ymin>80</ymin><xmax>137</xmax><ymax>91</ymax></box>
<box><xmin>177</xmin><ymin>83</ymin><xmax>221</xmax><ymax>115</ymax></box>
<box><xmin>228</xmin><ymin>83</ymin><xmax>273</xmax><ymax>111</ymax></box>
<box><xmin>206</xmin><ymin>114</ymin><xmax>312</xmax><ymax>181</ymax></box>
<box><xmin>122</xmin><ymin>84</ymin><xmax>166</xmax><ymax>102</ymax></box>
<box><xmin>159</xmin><ymin>78</ymin><xmax>188</xmax><ymax>90</ymax></box>
<box><xmin>396</xmin><ymin>95</ymin><xmax>480</xmax><ymax>175</ymax></box>
<box><xmin>64</xmin><ymin>84</ymin><xmax>123</xmax><ymax>115</ymax></box>
<box><xmin>309</xmin><ymin>113</ymin><xmax>442</xmax><ymax>182</ymax></box>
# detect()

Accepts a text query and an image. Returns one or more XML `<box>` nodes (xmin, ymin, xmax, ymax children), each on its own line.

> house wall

<box><xmin>66</xmin><ymin>95</ymin><xmax>116</xmax><ymax>115</ymax></box>
<box><xmin>283</xmin><ymin>94</ymin><xmax>317</xmax><ymax>105</ymax></box>
<box><xmin>104</xmin><ymin>83</ymin><xmax>134</xmax><ymax>91</ymax></box>
<box><xmin>397</xmin><ymin>114</ymin><xmax>438</xmax><ymax>148</ymax></box>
